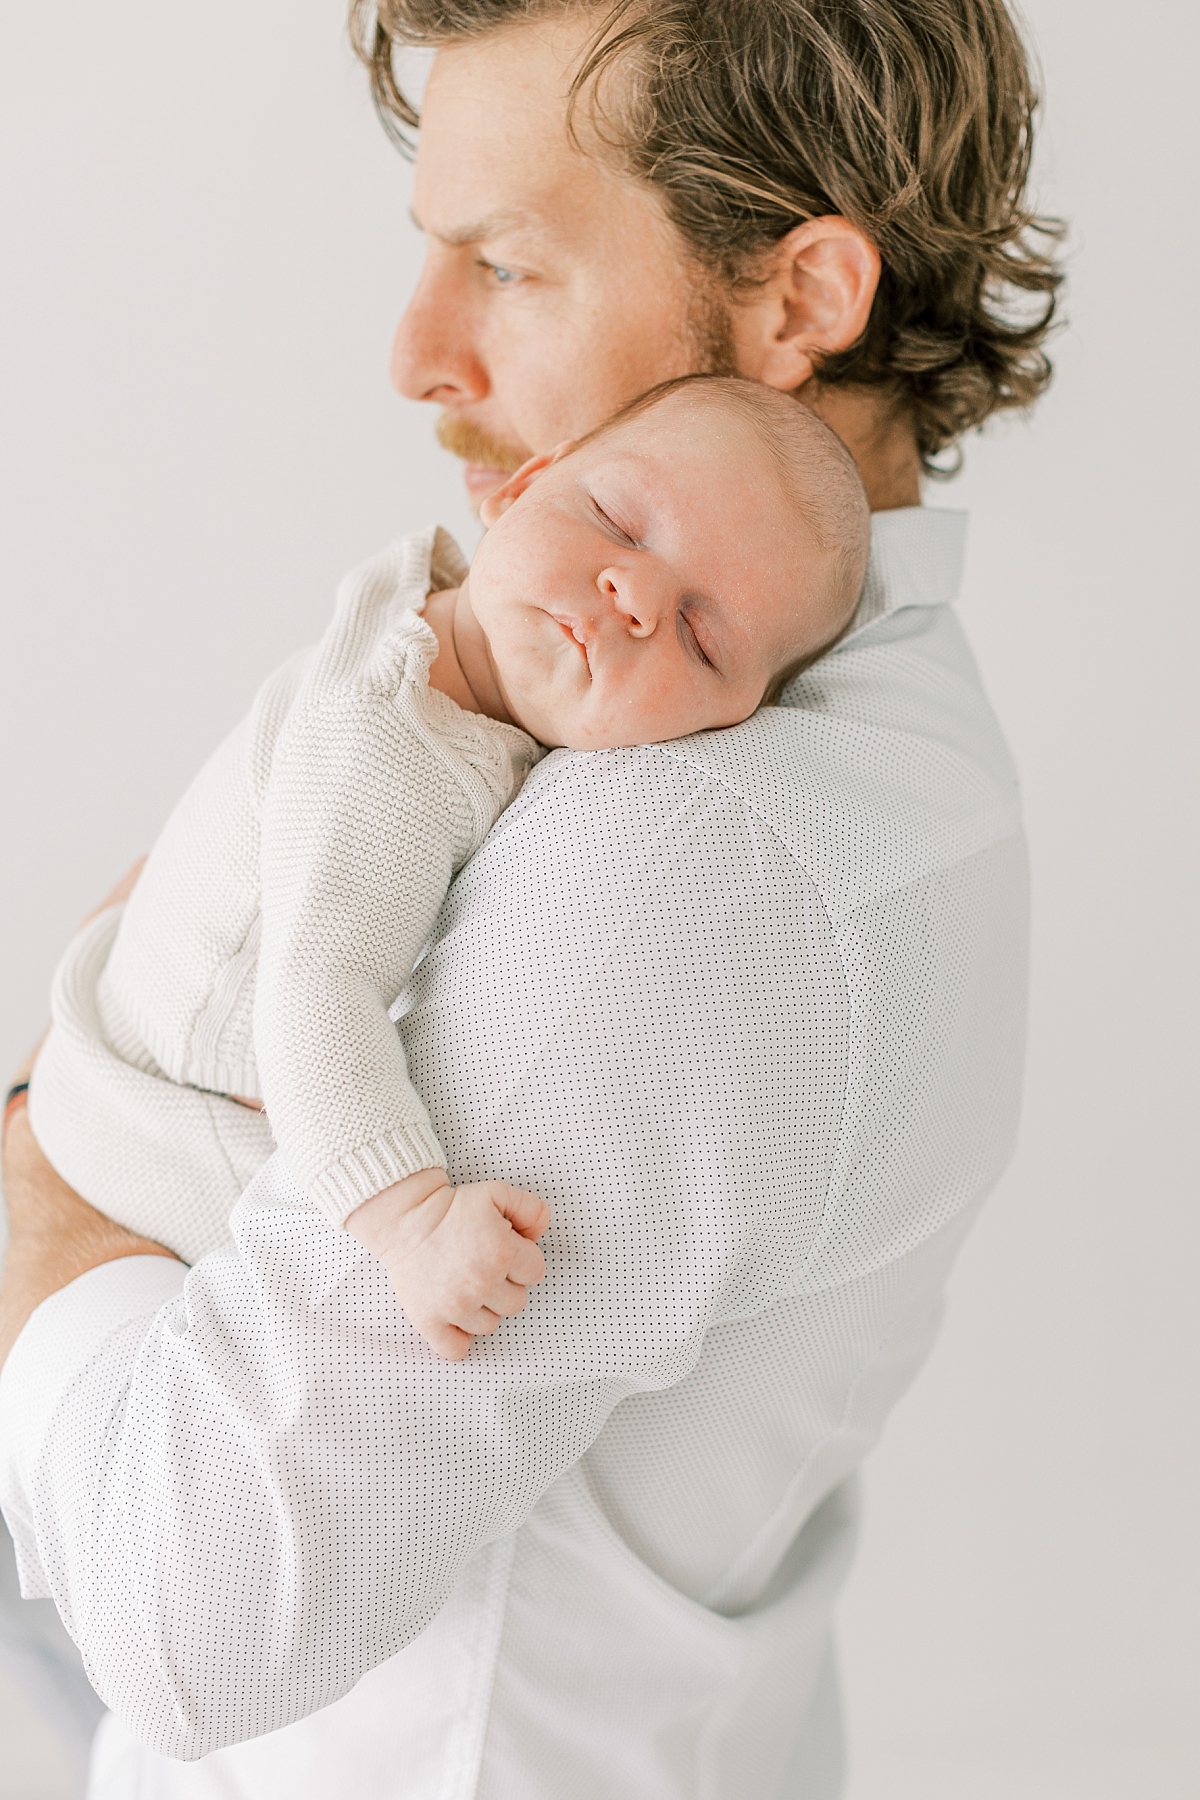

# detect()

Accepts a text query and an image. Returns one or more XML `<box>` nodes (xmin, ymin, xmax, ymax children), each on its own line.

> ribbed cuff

<box><xmin>307</xmin><ymin>1124</ymin><xmax>446</xmax><ymax>1226</ymax></box>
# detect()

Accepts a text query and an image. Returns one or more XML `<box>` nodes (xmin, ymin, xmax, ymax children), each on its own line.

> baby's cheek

<box><xmin>596</xmin><ymin>667</ymin><xmax>699</xmax><ymax>747</ymax></box>
<box><xmin>504</xmin><ymin>651</ymin><xmax>584</xmax><ymax>745</ymax></box>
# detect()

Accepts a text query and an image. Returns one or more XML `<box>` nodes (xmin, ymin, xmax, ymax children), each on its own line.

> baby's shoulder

<box><xmin>276</xmin><ymin>527</ymin><xmax>473</xmax><ymax>723</ymax></box>
<box><xmin>310</xmin><ymin>530</ymin><xmax>446</xmax><ymax>696</ymax></box>
<box><xmin>417</xmin><ymin>686</ymin><xmax>544</xmax><ymax>813</ymax></box>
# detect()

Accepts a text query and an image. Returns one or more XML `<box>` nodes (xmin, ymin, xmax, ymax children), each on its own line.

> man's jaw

<box><xmin>436</xmin><ymin>411</ymin><xmax>531</xmax><ymax>513</ymax></box>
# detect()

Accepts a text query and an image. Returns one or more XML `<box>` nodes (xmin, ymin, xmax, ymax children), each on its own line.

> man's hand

<box><xmin>345</xmin><ymin>1168</ymin><xmax>550</xmax><ymax>1360</ymax></box>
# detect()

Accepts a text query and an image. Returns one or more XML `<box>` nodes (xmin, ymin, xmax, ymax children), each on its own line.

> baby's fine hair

<box><xmin>573</xmin><ymin>374</ymin><xmax>872</xmax><ymax>698</ymax></box>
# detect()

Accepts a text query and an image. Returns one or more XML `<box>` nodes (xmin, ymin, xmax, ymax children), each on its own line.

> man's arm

<box><xmin>0</xmin><ymin>757</ymin><xmax>851</xmax><ymax>1760</ymax></box>
<box><xmin>0</xmin><ymin>857</ymin><xmax>175</xmax><ymax>1368</ymax></box>
<box><xmin>0</xmin><ymin>1103</ymin><xmax>177</xmax><ymax>1368</ymax></box>
<box><xmin>0</xmin><ymin>1146</ymin><xmax>725</xmax><ymax>1760</ymax></box>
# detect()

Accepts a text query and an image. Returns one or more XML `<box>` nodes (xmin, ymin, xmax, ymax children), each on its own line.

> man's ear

<box><xmin>479</xmin><ymin>440</ymin><xmax>576</xmax><ymax>527</ymax></box>
<box><xmin>729</xmin><ymin>217</ymin><xmax>881</xmax><ymax>393</ymax></box>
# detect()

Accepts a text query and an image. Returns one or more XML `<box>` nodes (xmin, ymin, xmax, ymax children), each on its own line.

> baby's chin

<box><xmin>541</xmin><ymin>705</ymin><xmax>761</xmax><ymax>753</ymax></box>
<box><xmin>500</xmin><ymin>661</ymin><xmax>769</xmax><ymax>750</ymax></box>
<box><xmin>516</xmin><ymin>710</ymin><xmax>653</xmax><ymax>753</ymax></box>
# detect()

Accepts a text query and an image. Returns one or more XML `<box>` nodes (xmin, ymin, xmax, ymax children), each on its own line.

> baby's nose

<box><xmin>599</xmin><ymin>567</ymin><xmax>661</xmax><ymax>639</ymax></box>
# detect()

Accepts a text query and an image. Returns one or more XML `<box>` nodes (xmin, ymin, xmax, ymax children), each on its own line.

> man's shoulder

<box><xmin>671</xmin><ymin>601</ymin><xmax>1020</xmax><ymax>922</ymax></box>
<box><xmin>488</xmin><ymin>598</ymin><xmax>1021</xmax><ymax>929</ymax></box>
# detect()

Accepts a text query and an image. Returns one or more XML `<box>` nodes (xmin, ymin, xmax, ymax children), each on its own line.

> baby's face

<box><xmin>466</xmin><ymin>394</ymin><xmax>844</xmax><ymax>750</ymax></box>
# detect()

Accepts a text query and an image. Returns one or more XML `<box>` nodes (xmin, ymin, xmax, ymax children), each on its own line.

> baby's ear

<box><xmin>479</xmin><ymin>442</ymin><xmax>575</xmax><ymax>527</ymax></box>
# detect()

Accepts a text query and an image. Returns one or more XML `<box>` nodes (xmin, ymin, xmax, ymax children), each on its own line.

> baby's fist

<box><xmin>346</xmin><ymin>1171</ymin><xmax>550</xmax><ymax>1360</ymax></box>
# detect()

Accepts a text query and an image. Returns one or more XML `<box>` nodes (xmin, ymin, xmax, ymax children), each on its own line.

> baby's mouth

<box><xmin>549</xmin><ymin>614</ymin><xmax>592</xmax><ymax>674</ymax></box>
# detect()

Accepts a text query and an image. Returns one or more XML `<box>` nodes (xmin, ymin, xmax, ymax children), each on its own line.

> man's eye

<box><xmin>478</xmin><ymin>260</ymin><xmax>519</xmax><ymax>285</ymax></box>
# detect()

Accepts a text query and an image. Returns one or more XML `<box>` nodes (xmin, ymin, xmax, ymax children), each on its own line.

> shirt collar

<box><xmin>846</xmin><ymin>506</ymin><xmax>967</xmax><ymax>639</ymax></box>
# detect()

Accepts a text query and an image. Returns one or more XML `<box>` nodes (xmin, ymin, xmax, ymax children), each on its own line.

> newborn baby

<box><xmin>30</xmin><ymin>375</ymin><xmax>869</xmax><ymax>1358</ymax></box>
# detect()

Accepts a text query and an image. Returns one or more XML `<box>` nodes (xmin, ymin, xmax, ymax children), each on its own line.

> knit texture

<box><xmin>30</xmin><ymin>528</ymin><xmax>541</xmax><ymax>1257</ymax></box>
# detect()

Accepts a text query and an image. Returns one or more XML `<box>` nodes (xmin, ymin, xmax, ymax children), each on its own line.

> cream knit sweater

<box><xmin>29</xmin><ymin>528</ymin><xmax>541</xmax><ymax>1264</ymax></box>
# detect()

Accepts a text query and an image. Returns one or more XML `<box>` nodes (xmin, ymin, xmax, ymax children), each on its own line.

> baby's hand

<box><xmin>344</xmin><ymin>1168</ymin><xmax>550</xmax><ymax>1360</ymax></box>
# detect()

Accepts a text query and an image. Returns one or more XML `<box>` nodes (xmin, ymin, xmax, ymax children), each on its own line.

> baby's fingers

<box><xmin>417</xmin><ymin>1316</ymin><xmax>473</xmax><ymax>1361</ymax></box>
<box><xmin>485</xmin><ymin>1277</ymin><xmax>532</xmax><ymax>1319</ymax></box>
<box><xmin>507</xmin><ymin>1235</ymin><xmax>546</xmax><ymax>1289</ymax></box>
<box><xmin>463</xmin><ymin>1305</ymin><xmax>504</xmax><ymax>1337</ymax></box>
<box><xmin>496</xmin><ymin>1186</ymin><xmax>551</xmax><ymax>1242</ymax></box>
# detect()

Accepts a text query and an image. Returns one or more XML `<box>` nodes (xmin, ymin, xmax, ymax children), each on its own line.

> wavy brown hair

<box><xmin>349</xmin><ymin>0</ymin><xmax>1064</xmax><ymax>473</ymax></box>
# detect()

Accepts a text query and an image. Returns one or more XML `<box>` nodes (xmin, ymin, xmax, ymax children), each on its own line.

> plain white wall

<box><xmin>1</xmin><ymin>4</ymin><xmax>1196</xmax><ymax>1797</ymax></box>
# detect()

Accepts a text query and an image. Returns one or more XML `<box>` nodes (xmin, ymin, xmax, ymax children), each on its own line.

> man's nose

<box><xmin>389</xmin><ymin>248</ymin><xmax>489</xmax><ymax>405</ymax></box>
<box><xmin>598</xmin><ymin>567</ymin><xmax>666</xmax><ymax>639</ymax></box>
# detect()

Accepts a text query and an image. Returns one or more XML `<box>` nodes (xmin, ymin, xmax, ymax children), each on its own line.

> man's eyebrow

<box><xmin>408</xmin><ymin>207</ymin><xmax>542</xmax><ymax>248</ymax></box>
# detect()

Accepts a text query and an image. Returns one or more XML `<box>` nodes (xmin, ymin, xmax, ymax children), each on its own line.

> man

<box><xmin>0</xmin><ymin>2</ymin><xmax>1060</xmax><ymax>1794</ymax></box>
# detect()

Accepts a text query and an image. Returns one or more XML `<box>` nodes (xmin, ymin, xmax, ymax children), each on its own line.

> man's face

<box><xmin>391</xmin><ymin>18</ymin><xmax>725</xmax><ymax>511</ymax></box>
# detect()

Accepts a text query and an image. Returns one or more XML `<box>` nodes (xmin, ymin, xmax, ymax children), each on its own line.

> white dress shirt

<box><xmin>0</xmin><ymin>506</ymin><xmax>1028</xmax><ymax>1800</ymax></box>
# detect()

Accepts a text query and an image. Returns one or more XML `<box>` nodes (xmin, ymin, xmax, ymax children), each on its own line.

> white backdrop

<box><xmin>1</xmin><ymin>4</ymin><xmax>1196</xmax><ymax>1797</ymax></box>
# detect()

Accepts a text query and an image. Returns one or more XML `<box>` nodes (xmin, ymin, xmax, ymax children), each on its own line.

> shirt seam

<box><xmin>649</xmin><ymin>743</ymin><xmax>1025</xmax><ymax>1299</ymax></box>
<box><xmin>653</xmin><ymin>736</ymin><xmax>1016</xmax><ymax>918</ymax></box>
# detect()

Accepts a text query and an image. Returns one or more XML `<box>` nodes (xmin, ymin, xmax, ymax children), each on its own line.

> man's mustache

<box><xmin>436</xmin><ymin>412</ymin><xmax>530</xmax><ymax>474</ymax></box>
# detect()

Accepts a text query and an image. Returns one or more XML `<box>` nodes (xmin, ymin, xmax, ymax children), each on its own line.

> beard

<box><xmin>687</xmin><ymin>281</ymin><xmax>739</xmax><ymax>380</ymax></box>
<box><xmin>435</xmin><ymin>411</ymin><xmax>531</xmax><ymax>474</ymax></box>
<box><xmin>434</xmin><ymin>284</ymin><xmax>737</xmax><ymax>471</ymax></box>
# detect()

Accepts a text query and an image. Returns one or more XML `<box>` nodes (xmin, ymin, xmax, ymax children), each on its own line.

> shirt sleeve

<box><xmin>0</xmin><ymin>1146</ymin><xmax>758</xmax><ymax>1763</ymax></box>
<box><xmin>254</xmin><ymin>665</ymin><xmax>461</xmax><ymax>1219</ymax></box>
<box><xmin>0</xmin><ymin>752</ymin><xmax>853</xmax><ymax>1762</ymax></box>
<box><xmin>253</xmin><ymin>554</ymin><xmax>528</xmax><ymax>1224</ymax></box>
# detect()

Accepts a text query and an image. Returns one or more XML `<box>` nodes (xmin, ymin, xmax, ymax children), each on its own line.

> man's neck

<box><xmin>423</xmin><ymin>585</ymin><xmax>517</xmax><ymax>726</ymax></box>
<box><xmin>801</xmin><ymin>381</ymin><xmax>922</xmax><ymax>512</ymax></box>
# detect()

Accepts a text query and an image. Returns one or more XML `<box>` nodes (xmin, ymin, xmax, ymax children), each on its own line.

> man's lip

<box><xmin>462</xmin><ymin>463</ymin><xmax>511</xmax><ymax>501</ymax></box>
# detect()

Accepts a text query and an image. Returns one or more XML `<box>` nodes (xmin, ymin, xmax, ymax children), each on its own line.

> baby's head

<box><xmin>466</xmin><ymin>376</ymin><xmax>870</xmax><ymax>750</ymax></box>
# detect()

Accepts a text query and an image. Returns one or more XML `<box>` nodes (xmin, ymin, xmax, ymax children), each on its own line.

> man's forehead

<box><xmin>413</xmin><ymin>25</ymin><xmax>644</xmax><ymax>247</ymax></box>
<box><xmin>410</xmin><ymin>108</ymin><xmax>601</xmax><ymax>249</ymax></box>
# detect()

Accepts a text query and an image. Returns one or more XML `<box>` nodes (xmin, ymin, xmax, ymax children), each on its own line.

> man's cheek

<box><xmin>491</xmin><ymin>348</ymin><xmax>587</xmax><ymax>454</ymax></box>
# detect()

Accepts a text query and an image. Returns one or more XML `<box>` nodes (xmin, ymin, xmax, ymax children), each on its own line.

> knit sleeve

<box><xmin>252</xmin><ymin>539</ymin><xmax>535</xmax><ymax>1224</ymax></box>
